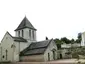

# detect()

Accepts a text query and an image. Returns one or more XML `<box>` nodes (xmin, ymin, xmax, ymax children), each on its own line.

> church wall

<box><xmin>0</xmin><ymin>32</ymin><xmax>14</xmax><ymax>62</ymax></box>
<box><xmin>19</xmin><ymin>42</ymin><xmax>28</xmax><ymax>52</ymax></box>
<box><xmin>23</xmin><ymin>28</ymin><xmax>36</xmax><ymax>41</ymax></box>
<box><xmin>15</xmin><ymin>28</ymin><xmax>36</xmax><ymax>41</ymax></box>
<box><xmin>0</xmin><ymin>44</ymin><xmax>2</xmax><ymax>62</ymax></box>
<box><xmin>23</xmin><ymin>28</ymin><xmax>29</xmax><ymax>40</ymax></box>
<box><xmin>20</xmin><ymin>55</ymin><xmax>44</xmax><ymax>62</ymax></box>
<box><xmin>14</xmin><ymin>42</ymin><xmax>19</xmax><ymax>61</ymax></box>
<box><xmin>43</xmin><ymin>40</ymin><xmax>57</xmax><ymax>61</ymax></box>
<box><xmin>14</xmin><ymin>42</ymin><xmax>29</xmax><ymax>61</ymax></box>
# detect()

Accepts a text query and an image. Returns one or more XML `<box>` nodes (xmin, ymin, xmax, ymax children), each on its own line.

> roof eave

<box><xmin>14</xmin><ymin>40</ymin><xmax>27</xmax><ymax>42</ymax></box>
<box><xmin>14</xmin><ymin>27</ymin><xmax>37</xmax><ymax>31</ymax></box>
<box><xmin>20</xmin><ymin>53</ymin><xmax>44</xmax><ymax>56</ymax></box>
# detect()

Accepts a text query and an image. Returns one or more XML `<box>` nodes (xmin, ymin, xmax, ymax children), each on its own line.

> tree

<box><xmin>61</xmin><ymin>37</ymin><xmax>71</xmax><ymax>44</ymax></box>
<box><xmin>54</xmin><ymin>38</ymin><xmax>62</xmax><ymax>49</ymax></box>
<box><xmin>76</xmin><ymin>33</ymin><xmax>82</xmax><ymax>43</ymax></box>
<box><xmin>71</xmin><ymin>39</ymin><xmax>75</xmax><ymax>44</ymax></box>
<box><xmin>78</xmin><ymin>33</ymin><xmax>81</xmax><ymax>39</ymax></box>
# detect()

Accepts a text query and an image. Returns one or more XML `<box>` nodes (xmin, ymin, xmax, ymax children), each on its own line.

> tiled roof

<box><xmin>20</xmin><ymin>39</ymin><xmax>53</xmax><ymax>56</ymax></box>
<box><xmin>23</xmin><ymin>48</ymin><xmax>46</xmax><ymax>56</ymax></box>
<box><xmin>15</xmin><ymin>16</ymin><xmax>36</xmax><ymax>31</ymax></box>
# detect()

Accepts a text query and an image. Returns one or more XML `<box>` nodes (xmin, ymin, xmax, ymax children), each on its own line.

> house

<box><xmin>0</xmin><ymin>16</ymin><xmax>57</xmax><ymax>62</ymax></box>
<box><xmin>81</xmin><ymin>32</ymin><xmax>85</xmax><ymax>46</ymax></box>
<box><xmin>56</xmin><ymin>42</ymin><xmax>81</xmax><ymax>59</ymax></box>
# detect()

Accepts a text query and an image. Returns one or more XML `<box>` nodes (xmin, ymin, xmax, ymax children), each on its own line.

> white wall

<box><xmin>0</xmin><ymin>32</ymin><xmax>14</xmax><ymax>62</ymax></box>
<box><xmin>15</xmin><ymin>28</ymin><xmax>36</xmax><ymax>41</ymax></box>
<box><xmin>44</xmin><ymin>40</ymin><xmax>57</xmax><ymax>61</ymax></box>
<box><xmin>81</xmin><ymin>32</ymin><xmax>85</xmax><ymax>46</ymax></box>
<box><xmin>14</xmin><ymin>41</ymin><xmax>31</xmax><ymax>61</ymax></box>
<box><xmin>20</xmin><ymin>55</ymin><xmax>44</xmax><ymax>62</ymax></box>
<box><xmin>0</xmin><ymin>32</ymin><xmax>30</xmax><ymax>62</ymax></box>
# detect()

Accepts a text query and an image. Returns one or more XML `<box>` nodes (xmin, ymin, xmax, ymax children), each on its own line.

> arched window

<box><xmin>32</xmin><ymin>31</ymin><xmax>34</xmax><ymax>40</ymax></box>
<box><xmin>29</xmin><ymin>30</ymin><xmax>31</xmax><ymax>39</ymax></box>
<box><xmin>2</xmin><ymin>55</ymin><xmax>4</xmax><ymax>58</ymax></box>
<box><xmin>52</xmin><ymin>50</ymin><xmax>55</xmax><ymax>60</ymax></box>
<box><xmin>18</xmin><ymin>31</ymin><xmax>20</xmax><ymax>37</ymax></box>
<box><xmin>6</xmin><ymin>49</ymin><xmax>8</xmax><ymax>60</ymax></box>
<box><xmin>48</xmin><ymin>53</ymin><xmax>50</xmax><ymax>61</ymax></box>
<box><xmin>22</xmin><ymin>30</ymin><xmax>24</xmax><ymax>37</ymax></box>
<box><xmin>52</xmin><ymin>49</ymin><xmax>56</xmax><ymax>60</ymax></box>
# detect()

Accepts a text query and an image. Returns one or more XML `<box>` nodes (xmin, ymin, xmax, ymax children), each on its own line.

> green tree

<box><xmin>71</xmin><ymin>38</ymin><xmax>75</xmax><ymax>44</ymax></box>
<box><xmin>54</xmin><ymin>38</ymin><xmax>62</xmax><ymax>49</ymax></box>
<box><xmin>76</xmin><ymin>33</ymin><xmax>81</xmax><ymax>43</ymax></box>
<box><xmin>61</xmin><ymin>37</ymin><xmax>71</xmax><ymax>44</ymax></box>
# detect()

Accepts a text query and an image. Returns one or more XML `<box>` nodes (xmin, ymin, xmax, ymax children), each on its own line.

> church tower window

<box><xmin>29</xmin><ymin>30</ymin><xmax>31</xmax><ymax>39</ymax></box>
<box><xmin>18</xmin><ymin>31</ymin><xmax>20</xmax><ymax>37</ymax></box>
<box><xmin>22</xmin><ymin>30</ymin><xmax>24</xmax><ymax>37</ymax></box>
<box><xmin>32</xmin><ymin>31</ymin><xmax>34</xmax><ymax>40</ymax></box>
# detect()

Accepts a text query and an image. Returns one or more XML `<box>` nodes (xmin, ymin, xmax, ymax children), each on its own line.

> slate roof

<box><xmin>7</xmin><ymin>32</ymin><xmax>27</xmax><ymax>42</ymax></box>
<box><xmin>15</xmin><ymin>16</ymin><xmax>36</xmax><ymax>31</ymax></box>
<box><xmin>20</xmin><ymin>39</ymin><xmax>53</xmax><ymax>56</ymax></box>
<box><xmin>13</xmin><ymin>37</ymin><xmax>27</xmax><ymax>42</ymax></box>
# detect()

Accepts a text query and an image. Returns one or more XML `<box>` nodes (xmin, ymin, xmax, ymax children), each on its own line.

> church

<box><xmin>0</xmin><ymin>16</ymin><xmax>58</xmax><ymax>62</ymax></box>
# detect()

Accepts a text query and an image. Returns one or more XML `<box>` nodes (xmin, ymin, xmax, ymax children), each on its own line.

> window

<box><xmin>29</xmin><ymin>30</ymin><xmax>31</xmax><ymax>39</ymax></box>
<box><xmin>18</xmin><ymin>31</ymin><xmax>20</xmax><ymax>37</ymax></box>
<box><xmin>2</xmin><ymin>55</ymin><xmax>4</xmax><ymax>58</ymax></box>
<box><xmin>52</xmin><ymin>51</ymin><xmax>55</xmax><ymax>60</ymax></box>
<box><xmin>48</xmin><ymin>53</ymin><xmax>50</xmax><ymax>61</ymax></box>
<box><xmin>22</xmin><ymin>30</ymin><xmax>24</xmax><ymax>37</ymax></box>
<box><xmin>6</xmin><ymin>50</ymin><xmax>8</xmax><ymax>60</ymax></box>
<box><xmin>32</xmin><ymin>31</ymin><xmax>34</xmax><ymax>40</ymax></box>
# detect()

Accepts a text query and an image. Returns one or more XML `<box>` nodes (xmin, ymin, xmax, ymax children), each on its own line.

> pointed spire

<box><xmin>15</xmin><ymin>16</ymin><xmax>36</xmax><ymax>31</ymax></box>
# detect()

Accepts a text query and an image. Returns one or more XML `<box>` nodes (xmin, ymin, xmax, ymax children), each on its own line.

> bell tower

<box><xmin>14</xmin><ymin>16</ymin><xmax>36</xmax><ymax>41</ymax></box>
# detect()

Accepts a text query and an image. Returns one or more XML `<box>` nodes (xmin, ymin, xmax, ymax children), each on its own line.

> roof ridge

<box><xmin>34</xmin><ymin>39</ymin><xmax>51</xmax><ymax>43</ymax></box>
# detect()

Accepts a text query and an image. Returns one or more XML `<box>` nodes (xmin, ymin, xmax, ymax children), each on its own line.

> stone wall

<box><xmin>20</xmin><ymin>55</ymin><xmax>44</xmax><ymax>62</ymax></box>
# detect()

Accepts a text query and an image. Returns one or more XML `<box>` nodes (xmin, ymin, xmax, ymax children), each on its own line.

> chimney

<box><xmin>46</xmin><ymin>37</ymin><xmax>48</xmax><ymax>40</ymax></box>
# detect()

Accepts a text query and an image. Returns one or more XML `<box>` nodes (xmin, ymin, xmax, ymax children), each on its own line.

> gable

<box><xmin>1</xmin><ymin>32</ymin><xmax>14</xmax><ymax>47</ymax></box>
<box><xmin>44</xmin><ymin>39</ymin><xmax>57</xmax><ymax>53</ymax></box>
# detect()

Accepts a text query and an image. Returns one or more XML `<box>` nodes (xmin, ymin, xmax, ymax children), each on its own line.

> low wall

<box><xmin>20</xmin><ymin>55</ymin><xmax>44</xmax><ymax>62</ymax></box>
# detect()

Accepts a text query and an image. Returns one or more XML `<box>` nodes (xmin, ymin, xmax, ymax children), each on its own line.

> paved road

<box><xmin>15</xmin><ymin>59</ymin><xmax>81</xmax><ymax>64</ymax></box>
<box><xmin>4</xmin><ymin>59</ymin><xmax>85</xmax><ymax>64</ymax></box>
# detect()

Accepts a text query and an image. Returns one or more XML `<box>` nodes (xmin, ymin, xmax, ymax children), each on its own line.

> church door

<box><xmin>60</xmin><ymin>54</ymin><xmax>62</xmax><ymax>59</ymax></box>
<box><xmin>53</xmin><ymin>51</ymin><xmax>55</xmax><ymax>60</ymax></box>
<box><xmin>48</xmin><ymin>53</ymin><xmax>50</xmax><ymax>61</ymax></box>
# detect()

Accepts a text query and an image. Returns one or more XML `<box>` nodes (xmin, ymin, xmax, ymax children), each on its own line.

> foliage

<box><xmin>61</xmin><ymin>37</ymin><xmax>71</xmax><ymax>44</ymax></box>
<box><xmin>72</xmin><ymin>47</ymin><xmax>85</xmax><ymax>58</ymax></box>
<box><xmin>54</xmin><ymin>38</ymin><xmax>62</xmax><ymax>49</ymax></box>
<box><xmin>76</xmin><ymin>33</ymin><xmax>82</xmax><ymax>43</ymax></box>
<box><xmin>54</xmin><ymin>32</ymin><xmax>82</xmax><ymax>49</ymax></box>
<box><xmin>78</xmin><ymin>33</ymin><xmax>82</xmax><ymax>39</ymax></box>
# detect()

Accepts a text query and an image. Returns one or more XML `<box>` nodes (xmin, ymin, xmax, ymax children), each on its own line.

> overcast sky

<box><xmin>0</xmin><ymin>0</ymin><xmax>85</xmax><ymax>41</ymax></box>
